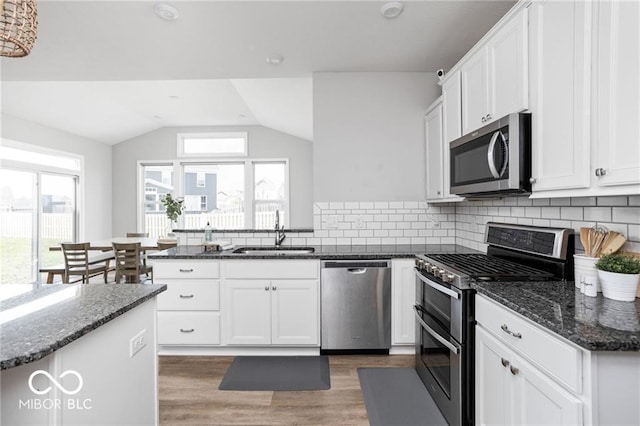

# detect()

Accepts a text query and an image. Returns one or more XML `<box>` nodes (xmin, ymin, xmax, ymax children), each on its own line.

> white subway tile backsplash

<box><xmin>598</xmin><ymin>196</ymin><xmax>628</xmax><ymax>206</ymax></box>
<box><xmin>235</xmin><ymin>196</ymin><xmax>637</xmax><ymax>248</ymax></box>
<box><xmin>612</xmin><ymin>207</ymin><xmax>640</xmax><ymax>224</ymax></box>
<box><xmin>584</xmin><ymin>207</ymin><xmax>612</xmax><ymax>222</ymax></box>
<box><xmin>571</xmin><ymin>197</ymin><xmax>597</xmax><ymax>206</ymax></box>
<box><xmin>560</xmin><ymin>207</ymin><xmax>583</xmax><ymax>221</ymax></box>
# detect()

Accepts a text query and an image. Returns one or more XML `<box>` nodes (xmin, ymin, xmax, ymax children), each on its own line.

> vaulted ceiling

<box><xmin>1</xmin><ymin>0</ymin><xmax>515</xmax><ymax>144</ymax></box>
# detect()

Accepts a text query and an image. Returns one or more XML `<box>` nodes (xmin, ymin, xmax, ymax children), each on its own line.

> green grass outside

<box><xmin>1</xmin><ymin>237</ymin><xmax>64</xmax><ymax>284</ymax></box>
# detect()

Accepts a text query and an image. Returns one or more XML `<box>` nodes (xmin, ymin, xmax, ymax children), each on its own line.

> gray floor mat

<box><xmin>358</xmin><ymin>368</ymin><xmax>448</xmax><ymax>426</ymax></box>
<box><xmin>218</xmin><ymin>355</ymin><xmax>331</xmax><ymax>391</ymax></box>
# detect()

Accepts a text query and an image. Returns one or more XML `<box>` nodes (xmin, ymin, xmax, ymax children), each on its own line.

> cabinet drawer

<box><xmin>476</xmin><ymin>295</ymin><xmax>582</xmax><ymax>392</ymax></box>
<box><xmin>156</xmin><ymin>280</ymin><xmax>220</xmax><ymax>311</ymax></box>
<box><xmin>153</xmin><ymin>261</ymin><xmax>219</xmax><ymax>279</ymax></box>
<box><xmin>223</xmin><ymin>260</ymin><xmax>319</xmax><ymax>279</ymax></box>
<box><xmin>157</xmin><ymin>312</ymin><xmax>220</xmax><ymax>345</ymax></box>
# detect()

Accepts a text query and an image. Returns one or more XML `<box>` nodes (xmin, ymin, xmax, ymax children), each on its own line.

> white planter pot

<box><xmin>597</xmin><ymin>270</ymin><xmax>640</xmax><ymax>302</ymax></box>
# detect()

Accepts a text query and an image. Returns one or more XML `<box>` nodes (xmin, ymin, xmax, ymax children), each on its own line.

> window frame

<box><xmin>177</xmin><ymin>132</ymin><xmax>248</xmax><ymax>158</ymax></box>
<box><xmin>137</xmin><ymin>158</ymin><xmax>289</xmax><ymax>232</ymax></box>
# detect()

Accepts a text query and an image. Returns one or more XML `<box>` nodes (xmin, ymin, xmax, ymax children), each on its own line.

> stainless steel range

<box><xmin>414</xmin><ymin>222</ymin><xmax>573</xmax><ymax>426</ymax></box>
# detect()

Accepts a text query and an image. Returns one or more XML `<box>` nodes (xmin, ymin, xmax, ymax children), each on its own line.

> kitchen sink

<box><xmin>232</xmin><ymin>246</ymin><xmax>315</xmax><ymax>255</ymax></box>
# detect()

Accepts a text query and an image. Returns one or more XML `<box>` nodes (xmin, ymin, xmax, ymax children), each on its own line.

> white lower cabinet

<box><xmin>476</xmin><ymin>294</ymin><xmax>640</xmax><ymax>426</ymax></box>
<box><xmin>154</xmin><ymin>260</ymin><xmax>221</xmax><ymax>347</ymax></box>
<box><xmin>476</xmin><ymin>326</ymin><xmax>582</xmax><ymax>426</ymax></box>
<box><xmin>391</xmin><ymin>259</ymin><xmax>416</xmax><ymax>346</ymax></box>
<box><xmin>222</xmin><ymin>260</ymin><xmax>320</xmax><ymax>347</ymax></box>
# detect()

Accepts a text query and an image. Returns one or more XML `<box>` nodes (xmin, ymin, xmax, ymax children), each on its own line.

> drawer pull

<box><xmin>179</xmin><ymin>294</ymin><xmax>194</xmax><ymax>299</ymax></box>
<box><xmin>180</xmin><ymin>328</ymin><xmax>195</xmax><ymax>333</ymax></box>
<box><xmin>501</xmin><ymin>358</ymin><xmax>510</xmax><ymax>368</ymax></box>
<box><xmin>510</xmin><ymin>366</ymin><xmax>519</xmax><ymax>376</ymax></box>
<box><xmin>501</xmin><ymin>324</ymin><xmax>522</xmax><ymax>339</ymax></box>
<box><xmin>179</xmin><ymin>268</ymin><xmax>194</xmax><ymax>273</ymax></box>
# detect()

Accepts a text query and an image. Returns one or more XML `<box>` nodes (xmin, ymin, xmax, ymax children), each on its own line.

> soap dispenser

<box><xmin>204</xmin><ymin>222</ymin><xmax>213</xmax><ymax>243</ymax></box>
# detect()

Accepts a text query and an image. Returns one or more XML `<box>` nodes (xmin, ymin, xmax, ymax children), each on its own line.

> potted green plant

<box><xmin>162</xmin><ymin>194</ymin><xmax>185</xmax><ymax>236</ymax></box>
<box><xmin>595</xmin><ymin>253</ymin><xmax>640</xmax><ymax>302</ymax></box>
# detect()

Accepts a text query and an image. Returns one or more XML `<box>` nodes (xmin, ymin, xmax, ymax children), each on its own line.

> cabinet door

<box><xmin>514</xmin><ymin>354</ymin><xmax>583</xmax><ymax>426</ymax></box>
<box><xmin>461</xmin><ymin>50</ymin><xmax>490</xmax><ymax>135</ymax></box>
<box><xmin>488</xmin><ymin>7</ymin><xmax>528</xmax><ymax>120</ymax></box>
<box><xmin>442</xmin><ymin>72</ymin><xmax>462</xmax><ymax>143</ymax></box>
<box><xmin>224</xmin><ymin>280</ymin><xmax>271</xmax><ymax>345</ymax></box>
<box><xmin>441</xmin><ymin>73</ymin><xmax>465</xmax><ymax>201</ymax></box>
<box><xmin>271</xmin><ymin>280</ymin><xmax>319</xmax><ymax>345</ymax></box>
<box><xmin>391</xmin><ymin>259</ymin><xmax>416</xmax><ymax>345</ymax></box>
<box><xmin>425</xmin><ymin>101</ymin><xmax>444</xmax><ymax>200</ymax></box>
<box><xmin>595</xmin><ymin>0</ymin><xmax>640</xmax><ymax>187</ymax></box>
<box><xmin>476</xmin><ymin>326</ymin><xmax>514</xmax><ymax>426</ymax></box>
<box><xmin>529</xmin><ymin>0</ymin><xmax>591</xmax><ymax>191</ymax></box>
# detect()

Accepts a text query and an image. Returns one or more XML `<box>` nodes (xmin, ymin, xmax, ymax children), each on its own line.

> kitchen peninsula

<box><xmin>0</xmin><ymin>283</ymin><xmax>166</xmax><ymax>426</ymax></box>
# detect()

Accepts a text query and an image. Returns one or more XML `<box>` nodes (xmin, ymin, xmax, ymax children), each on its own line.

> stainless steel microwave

<box><xmin>450</xmin><ymin>112</ymin><xmax>532</xmax><ymax>197</ymax></box>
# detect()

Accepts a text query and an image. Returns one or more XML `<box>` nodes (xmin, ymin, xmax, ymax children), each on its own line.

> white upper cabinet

<box><xmin>461</xmin><ymin>7</ymin><xmax>528</xmax><ymax>135</ymax></box>
<box><xmin>529</xmin><ymin>0</ymin><xmax>592</xmax><ymax>192</ymax></box>
<box><xmin>595</xmin><ymin>0</ymin><xmax>640</xmax><ymax>188</ymax></box>
<box><xmin>489</xmin><ymin>8</ymin><xmax>529</xmax><ymax>121</ymax></box>
<box><xmin>529</xmin><ymin>0</ymin><xmax>640</xmax><ymax>197</ymax></box>
<box><xmin>425</xmin><ymin>98</ymin><xmax>444</xmax><ymax>200</ymax></box>
<box><xmin>461</xmin><ymin>52</ymin><xmax>490</xmax><ymax>135</ymax></box>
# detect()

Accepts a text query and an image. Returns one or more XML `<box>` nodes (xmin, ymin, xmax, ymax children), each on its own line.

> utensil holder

<box><xmin>574</xmin><ymin>254</ymin><xmax>600</xmax><ymax>292</ymax></box>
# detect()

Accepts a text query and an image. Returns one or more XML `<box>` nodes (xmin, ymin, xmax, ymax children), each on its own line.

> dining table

<box><xmin>50</xmin><ymin>237</ymin><xmax>162</xmax><ymax>252</ymax></box>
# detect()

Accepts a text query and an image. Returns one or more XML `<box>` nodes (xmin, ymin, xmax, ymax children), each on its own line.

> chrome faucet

<box><xmin>274</xmin><ymin>210</ymin><xmax>286</xmax><ymax>246</ymax></box>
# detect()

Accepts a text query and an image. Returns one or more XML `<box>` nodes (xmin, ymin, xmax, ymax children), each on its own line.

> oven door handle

<box><xmin>415</xmin><ymin>270</ymin><xmax>460</xmax><ymax>299</ymax></box>
<box><xmin>414</xmin><ymin>305</ymin><xmax>460</xmax><ymax>355</ymax></box>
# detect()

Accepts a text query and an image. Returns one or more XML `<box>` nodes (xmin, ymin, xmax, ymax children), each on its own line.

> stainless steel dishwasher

<box><xmin>320</xmin><ymin>260</ymin><xmax>391</xmax><ymax>353</ymax></box>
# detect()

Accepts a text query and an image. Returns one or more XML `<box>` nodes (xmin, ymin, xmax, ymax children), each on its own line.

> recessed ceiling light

<box><xmin>169</xmin><ymin>95</ymin><xmax>179</xmax><ymax>100</ymax></box>
<box><xmin>154</xmin><ymin>4</ymin><xmax>179</xmax><ymax>21</ymax></box>
<box><xmin>266</xmin><ymin>54</ymin><xmax>284</xmax><ymax>65</ymax></box>
<box><xmin>380</xmin><ymin>2</ymin><xmax>404</xmax><ymax>19</ymax></box>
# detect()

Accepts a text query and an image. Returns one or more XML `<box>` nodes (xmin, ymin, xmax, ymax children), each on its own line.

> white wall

<box><xmin>111</xmin><ymin>125</ymin><xmax>313</xmax><ymax>236</ymax></box>
<box><xmin>313</xmin><ymin>72</ymin><xmax>440</xmax><ymax>201</ymax></box>
<box><xmin>1</xmin><ymin>114</ymin><xmax>113</xmax><ymax>240</ymax></box>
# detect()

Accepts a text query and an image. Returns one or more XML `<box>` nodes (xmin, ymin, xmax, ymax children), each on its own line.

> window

<box><xmin>1</xmin><ymin>142</ymin><xmax>80</xmax><ymax>284</ymax></box>
<box><xmin>183</xmin><ymin>163</ymin><xmax>245</xmax><ymax>228</ymax></box>
<box><xmin>138</xmin><ymin>159</ymin><xmax>288</xmax><ymax>232</ymax></box>
<box><xmin>177</xmin><ymin>132</ymin><xmax>248</xmax><ymax>157</ymax></box>
<box><xmin>140</xmin><ymin>163</ymin><xmax>174</xmax><ymax>237</ymax></box>
<box><xmin>254</xmin><ymin>162</ymin><xmax>287</xmax><ymax>229</ymax></box>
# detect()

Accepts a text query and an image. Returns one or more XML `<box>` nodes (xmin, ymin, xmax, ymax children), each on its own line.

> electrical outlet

<box><xmin>427</xmin><ymin>221</ymin><xmax>440</xmax><ymax>229</ymax></box>
<box><xmin>326</xmin><ymin>215</ymin><xmax>339</xmax><ymax>229</ymax></box>
<box><xmin>130</xmin><ymin>329</ymin><xmax>147</xmax><ymax>358</ymax></box>
<box><xmin>354</xmin><ymin>215</ymin><xmax>365</xmax><ymax>229</ymax></box>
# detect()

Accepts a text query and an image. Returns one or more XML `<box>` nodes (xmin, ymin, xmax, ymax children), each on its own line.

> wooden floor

<box><xmin>158</xmin><ymin>354</ymin><xmax>415</xmax><ymax>426</ymax></box>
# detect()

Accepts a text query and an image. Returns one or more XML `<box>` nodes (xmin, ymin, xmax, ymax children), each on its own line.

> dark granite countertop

<box><xmin>148</xmin><ymin>244</ymin><xmax>479</xmax><ymax>260</ymax></box>
<box><xmin>0</xmin><ymin>283</ymin><xmax>166</xmax><ymax>370</ymax></box>
<box><xmin>474</xmin><ymin>280</ymin><xmax>640</xmax><ymax>351</ymax></box>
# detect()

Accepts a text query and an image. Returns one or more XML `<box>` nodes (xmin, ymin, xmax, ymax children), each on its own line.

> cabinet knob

<box><xmin>486</xmin><ymin>113</ymin><xmax>492</xmax><ymax>121</ymax></box>
<box><xmin>272</xmin><ymin>285</ymin><xmax>277</xmax><ymax>291</ymax></box>
<box><xmin>437</xmin><ymin>190</ymin><xmax>441</xmax><ymax>195</ymax></box>
<box><xmin>501</xmin><ymin>358</ymin><xmax>510</xmax><ymax>368</ymax></box>
<box><xmin>265</xmin><ymin>286</ymin><xmax>270</xmax><ymax>291</ymax></box>
<box><xmin>510</xmin><ymin>366</ymin><xmax>520</xmax><ymax>376</ymax></box>
<box><xmin>529</xmin><ymin>177</ymin><xmax>537</xmax><ymax>184</ymax></box>
<box><xmin>595</xmin><ymin>168</ymin><xmax>607</xmax><ymax>177</ymax></box>
<box><xmin>481</xmin><ymin>116</ymin><xmax>487</xmax><ymax>123</ymax></box>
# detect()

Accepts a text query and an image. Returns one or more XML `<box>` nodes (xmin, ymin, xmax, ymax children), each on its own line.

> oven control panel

<box><xmin>415</xmin><ymin>258</ymin><xmax>456</xmax><ymax>284</ymax></box>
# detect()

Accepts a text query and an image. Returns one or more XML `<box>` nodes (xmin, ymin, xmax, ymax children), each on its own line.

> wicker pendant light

<box><xmin>0</xmin><ymin>0</ymin><xmax>38</xmax><ymax>57</ymax></box>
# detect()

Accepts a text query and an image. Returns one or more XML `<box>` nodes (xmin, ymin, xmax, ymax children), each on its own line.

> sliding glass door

<box><xmin>0</xmin><ymin>169</ymin><xmax>78</xmax><ymax>284</ymax></box>
<box><xmin>0</xmin><ymin>169</ymin><xmax>37</xmax><ymax>284</ymax></box>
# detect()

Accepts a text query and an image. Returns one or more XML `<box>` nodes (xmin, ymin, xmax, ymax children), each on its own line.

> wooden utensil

<box><xmin>591</xmin><ymin>231</ymin><xmax>606</xmax><ymax>257</ymax></box>
<box><xmin>580</xmin><ymin>228</ymin><xmax>590</xmax><ymax>256</ymax></box>
<box><xmin>599</xmin><ymin>233</ymin><xmax>626</xmax><ymax>256</ymax></box>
